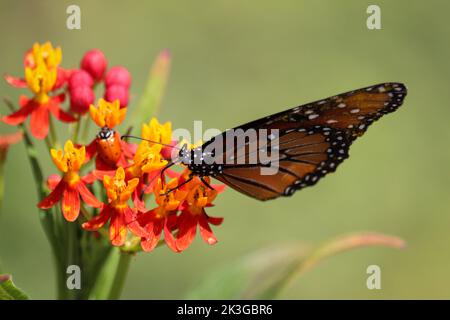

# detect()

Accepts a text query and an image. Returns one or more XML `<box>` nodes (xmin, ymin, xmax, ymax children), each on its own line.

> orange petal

<box><xmin>82</xmin><ymin>205</ymin><xmax>111</xmax><ymax>231</ymax></box>
<box><xmin>37</xmin><ymin>180</ymin><xmax>65</xmax><ymax>209</ymax></box>
<box><xmin>109</xmin><ymin>211</ymin><xmax>127</xmax><ymax>246</ymax></box>
<box><xmin>61</xmin><ymin>187</ymin><xmax>80</xmax><ymax>222</ymax></box>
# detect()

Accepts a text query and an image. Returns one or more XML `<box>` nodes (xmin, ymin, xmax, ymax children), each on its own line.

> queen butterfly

<box><xmin>127</xmin><ymin>82</ymin><xmax>407</xmax><ymax>201</ymax></box>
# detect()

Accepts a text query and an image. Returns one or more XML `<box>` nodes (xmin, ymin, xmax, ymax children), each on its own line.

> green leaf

<box><xmin>0</xmin><ymin>274</ymin><xmax>29</xmax><ymax>300</ymax></box>
<box><xmin>185</xmin><ymin>232</ymin><xmax>405</xmax><ymax>299</ymax></box>
<box><xmin>129</xmin><ymin>50</ymin><xmax>171</xmax><ymax>125</ymax></box>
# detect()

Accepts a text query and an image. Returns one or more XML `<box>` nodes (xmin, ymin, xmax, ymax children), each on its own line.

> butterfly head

<box><xmin>178</xmin><ymin>143</ymin><xmax>192</xmax><ymax>165</ymax></box>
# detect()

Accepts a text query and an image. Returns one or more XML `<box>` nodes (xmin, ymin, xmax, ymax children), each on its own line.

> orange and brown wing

<box><xmin>209</xmin><ymin>83</ymin><xmax>407</xmax><ymax>201</ymax></box>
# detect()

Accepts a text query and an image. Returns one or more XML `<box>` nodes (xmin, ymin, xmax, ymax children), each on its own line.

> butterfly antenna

<box><xmin>121</xmin><ymin>135</ymin><xmax>181</xmax><ymax>150</ymax></box>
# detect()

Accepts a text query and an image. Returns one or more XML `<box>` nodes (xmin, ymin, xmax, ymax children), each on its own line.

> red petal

<box><xmin>199</xmin><ymin>213</ymin><xmax>218</xmax><ymax>245</ymax></box>
<box><xmin>30</xmin><ymin>105</ymin><xmax>49</xmax><ymax>139</ymax></box>
<box><xmin>48</xmin><ymin>98</ymin><xmax>76</xmax><ymax>122</ymax></box>
<box><xmin>61</xmin><ymin>186</ymin><xmax>80</xmax><ymax>222</ymax></box>
<box><xmin>81</xmin><ymin>172</ymin><xmax>96</xmax><ymax>184</ymax></box>
<box><xmin>92</xmin><ymin>169</ymin><xmax>116</xmax><ymax>181</ymax></box>
<box><xmin>124</xmin><ymin>207</ymin><xmax>149</xmax><ymax>238</ymax></box>
<box><xmin>164</xmin><ymin>219</ymin><xmax>179</xmax><ymax>253</ymax></box>
<box><xmin>132</xmin><ymin>189</ymin><xmax>146</xmax><ymax>212</ymax></box>
<box><xmin>109</xmin><ymin>211</ymin><xmax>127</xmax><ymax>246</ymax></box>
<box><xmin>82</xmin><ymin>205</ymin><xmax>111</xmax><ymax>231</ymax></box>
<box><xmin>207</xmin><ymin>215</ymin><xmax>224</xmax><ymax>226</ymax></box>
<box><xmin>37</xmin><ymin>180</ymin><xmax>65</xmax><ymax>209</ymax></box>
<box><xmin>2</xmin><ymin>100</ymin><xmax>36</xmax><ymax>125</ymax></box>
<box><xmin>4</xmin><ymin>74</ymin><xmax>27</xmax><ymax>88</ymax></box>
<box><xmin>176</xmin><ymin>211</ymin><xmax>198</xmax><ymax>252</ymax></box>
<box><xmin>141</xmin><ymin>219</ymin><xmax>164</xmax><ymax>252</ymax></box>
<box><xmin>46</xmin><ymin>174</ymin><xmax>62</xmax><ymax>190</ymax></box>
<box><xmin>76</xmin><ymin>182</ymin><xmax>102</xmax><ymax>208</ymax></box>
<box><xmin>84</xmin><ymin>139</ymin><xmax>97</xmax><ymax>162</ymax></box>
<box><xmin>120</xmin><ymin>140</ymin><xmax>135</xmax><ymax>159</ymax></box>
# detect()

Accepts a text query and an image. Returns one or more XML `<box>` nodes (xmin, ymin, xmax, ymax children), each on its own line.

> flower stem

<box><xmin>107</xmin><ymin>252</ymin><xmax>132</xmax><ymax>299</ymax></box>
<box><xmin>72</xmin><ymin>115</ymin><xmax>82</xmax><ymax>144</ymax></box>
<box><xmin>81</xmin><ymin>117</ymin><xmax>91</xmax><ymax>144</ymax></box>
<box><xmin>49</xmin><ymin>117</ymin><xmax>60</xmax><ymax>149</ymax></box>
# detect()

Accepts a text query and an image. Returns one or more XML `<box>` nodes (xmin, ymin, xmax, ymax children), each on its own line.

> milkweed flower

<box><xmin>82</xmin><ymin>167</ymin><xmax>148</xmax><ymax>246</ymax></box>
<box><xmin>2</xmin><ymin>42</ymin><xmax>76</xmax><ymax>139</ymax></box>
<box><xmin>176</xmin><ymin>177</ymin><xmax>224</xmax><ymax>251</ymax></box>
<box><xmin>37</xmin><ymin>140</ymin><xmax>102</xmax><ymax>221</ymax></box>
<box><xmin>138</xmin><ymin>178</ymin><xmax>187</xmax><ymax>252</ymax></box>
<box><xmin>141</xmin><ymin>117</ymin><xmax>176</xmax><ymax>159</ymax></box>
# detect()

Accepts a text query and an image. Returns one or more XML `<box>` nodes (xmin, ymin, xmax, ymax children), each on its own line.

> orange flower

<box><xmin>176</xmin><ymin>177</ymin><xmax>223</xmax><ymax>251</ymax></box>
<box><xmin>138</xmin><ymin>178</ymin><xmax>187</xmax><ymax>252</ymax></box>
<box><xmin>38</xmin><ymin>140</ymin><xmax>102</xmax><ymax>221</ymax></box>
<box><xmin>2</xmin><ymin>42</ymin><xmax>75</xmax><ymax>139</ymax></box>
<box><xmin>141</xmin><ymin>118</ymin><xmax>176</xmax><ymax>159</ymax></box>
<box><xmin>89</xmin><ymin>98</ymin><xmax>126</xmax><ymax>128</ymax></box>
<box><xmin>83</xmin><ymin>167</ymin><xmax>148</xmax><ymax>246</ymax></box>
<box><xmin>127</xmin><ymin>142</ymin><xmax>168</xmax><ymax>179</ymax></box>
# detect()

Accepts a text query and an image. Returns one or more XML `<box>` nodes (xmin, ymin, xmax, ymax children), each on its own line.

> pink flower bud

<box><xmin>80</xmin><ymin>49</ymin><xmax>107</xmax><ymax>82</ymax></box>
<box><xmin>52</xmin><ymin>68</ymin><xmax>68</xmax><ymax>90</ymax></box>
<box><xmin>105</xmin><ymin>66</ymin><xmax>132</xmax><ymax>88</ymax></box>
<box><xmin>104</xmin><ymin>85</ymin><xmax>129</xmax><ymax>108</ymax></box>
<box><xmin>68</xmin><ymin>70</ymin><xmax>94</xmax><ymax>89</ymax></box>
<box><xmin>70</xmin><ymin>86</ymin><xmax>95</xmax><ymax>114</ymax></box>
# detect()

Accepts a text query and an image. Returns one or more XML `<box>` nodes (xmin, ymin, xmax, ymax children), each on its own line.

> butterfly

<box><xmin>127</xmin><ymin>82</ymin><xmax>407</xmax><ymax>201</ymax></box>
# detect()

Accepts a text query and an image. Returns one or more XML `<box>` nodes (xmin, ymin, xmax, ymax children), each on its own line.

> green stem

<box><xmin>72</xmin><ymin>116</ymin><xmax>82</xmax><ymax>143</ymax></box>
<box><xmin>81</xmin><ymin>117</ymin><xmax>91</xmax><ymax>144</ymax></box>
<box><xmin>49</xmin><ymin>117</ymin><xmax>60</xmax><ymax>149</ymax></box>
<box><xmin>107</xmin><ymin>252</ymin><xmax>132</xmax><ymax>299</ymax></box>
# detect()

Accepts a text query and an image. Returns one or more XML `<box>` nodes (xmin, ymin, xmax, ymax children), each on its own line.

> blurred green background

<box><xmin>1</xmin><ymin>0</ymin><xmax>449</xmax><ymax>299</ymax></box>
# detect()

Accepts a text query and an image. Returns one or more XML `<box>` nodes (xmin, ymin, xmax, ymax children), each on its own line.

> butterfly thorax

<box><xmin>178</xmin><ymin>145</ymin><xmax>224</xmax><ymax>177</ymax></box>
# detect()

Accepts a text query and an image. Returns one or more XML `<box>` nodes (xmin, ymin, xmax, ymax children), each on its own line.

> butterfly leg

<box><xmin>159</xmin><ymin>161</ymin><xmax>177</xmax><ymax>188</ymax></box>
<box><xmin>161</xmin><ymin>177</ymin><xmax>193</xmax><ymax>196</ymax></box>
<box><xmin>201</xmin><ymin>177</ymin><xmax>215</xmax><ymax>191</ymax></box>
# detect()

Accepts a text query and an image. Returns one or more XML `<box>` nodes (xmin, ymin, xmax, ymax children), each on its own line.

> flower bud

<box><xmin>80</xmin><ymin>49</ymin><xmax>107</xmax><ymax>82</ymax></box>
<box><xmin>68</xmin><ymin>70</ymin><xmax>94</xmax><ymax>89</ymax></box>
<box><xmin>104</xmin><ymin>85</ymin><xmax>129</xmax><ymax>107</ymax></box>
<box><xmin>70</xmin><ymin>86</ymin><xmax>95</xmax><ymax>114</ymax></box>
<box><xmin>105</xmin><ymin>66</ymin><xmax>132</xmax><ymax>88</ymax></box>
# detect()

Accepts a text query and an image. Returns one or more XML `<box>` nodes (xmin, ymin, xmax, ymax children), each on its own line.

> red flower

<box><xmin>2</xmin><ymin>44</ymin><xmax>76</xmax><ymax>139</ymax></box>
<box><xmin>37</xmin><ymin>140</ymin><xmax>101</xmax><ymax>221</ymax></box>
<box><xmin>138</xmin><ymin>178</ymin><xmax>187</xmax><ymax>252</ymax></box>
<box><xmin>82</xmin><ymin>167</ymin><xmax>148</xmax><ymax>246</ymax></box>
<box><xmin>176</xmin><ymin>176</ymin><xmax>224</xmax><ymax>251</ymax></box>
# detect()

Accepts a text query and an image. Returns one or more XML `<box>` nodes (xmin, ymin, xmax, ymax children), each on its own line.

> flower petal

<box><xmin>199</xmin><ymin>213</ymin><xmax>218</xmax><ymax>245</ymax></box>
<box><xmin>176</xmin><ymin>211</ymin><xmax>198</xmax><ymax>252</ymax></box>
<box><xmin>141</xmin><ymin>220</ymin><xmax>164</xmax><ymax>252</ymax></box>
<box><xmin>76</xmin><ymin>182</ymin><xmax>102</xmax><ymax>208</ymax></box>
<box><xmin>4</xmin><ymin>74</ymin><xmax>27</xmax><ymax>88</ymax></box>
<box><xmin>109</xmin><ymin>211</ymin><xmax>127</xmax><ymax>246</ymax></box>
<box><xmin>124</xmin><ymin>208</ymin><xmax>149</xmax><ymax>238</ymax></box>
<box><xmin>37</xmin><ymin>180</ymin><xmax>65</xmax><ymax>209</ymax></box>
<box><xmin>30</xmin><ymin>105</ymin><xmax>49</xmax><ymax>139</ymax></box>
<box><xmin>2</xmin><ymin>100</ymin><xmax>36</xmax><ymax>125</ymax></box>
<box><xmin>82</xmin><ymin>205</ymin><xmax>111</xmax><ymax>231</ymax></box>
<box><xmin>164</xmin><ymin>218</ymin><xmax>179</xmax><ymax>253</ymax></box>
<box><xmin>61</xmin><ymin>186</ymin><xmax>80</xmax><ymax>222</ymax></box>
<box><xmin>48</xmin><ymin>98</ymin><xmax>77</xmax><ymax>123</ymax></box>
